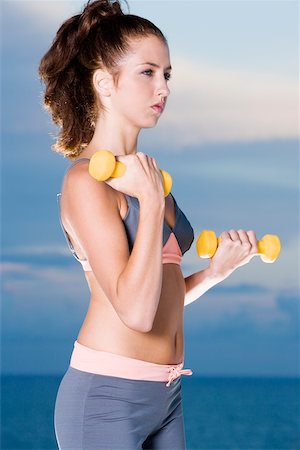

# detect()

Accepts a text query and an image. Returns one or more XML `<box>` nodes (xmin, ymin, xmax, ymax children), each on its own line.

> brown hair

<box><xmin>38</xmin><ymin>0</ymin><xmax>167</xmax><ymax>159</ymax></box>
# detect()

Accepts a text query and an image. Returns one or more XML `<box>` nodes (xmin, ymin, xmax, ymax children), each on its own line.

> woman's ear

<box><xmin>92</xmin><ymin>69</ymin><xmax>114</xmax><ymax>97</ymax></box>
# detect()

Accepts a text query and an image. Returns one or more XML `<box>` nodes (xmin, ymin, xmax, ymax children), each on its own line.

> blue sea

<box><xmin>1</xmin><ymin>375</ymin><xmax>299</xmax><ymax>450</ymax></box>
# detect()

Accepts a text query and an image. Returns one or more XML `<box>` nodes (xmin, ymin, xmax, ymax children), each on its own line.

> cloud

<box><xmin>160</xmin><ymin>56</ymin><xmax>298</xmax><ymax>146</ymax></box>
<box><xmin>3</xmin><ymin>1</ymin><xmax>298</xmax><ymax>144</ymax></box>
<box><xmin>2</xmin><ymin>244</ymin><xmax>70</xmax><ymax>256</ymax></box>
<box><xmin>184</xmin><ymin>287</ymin><xmax>298</xmax><ymax>338</ymax></box>
<box><xmin>2</xmin><ymin>257</ymin><xmax>298</xmax><ymax>375</ymax></box>
<box><xmin>1</xmin><ymin>259</ymin><xmax>85</xmax><ymax>296</ymax></box>
<box><xmin>166</xmin><ymin>146</ymin><xmax>299</xmax><ymax>190</ymax></box>
<box><xmin>15</xmin><ymin>0</ymin><xmax>81</xmax><ymax>32</ymax></box>
<box><xmin>1</xmin><ymin>262</ymin><xmax>31</xmax><ymax>273</ymax></box>
<box><xmin>2</xmin><ymin>255</ymin><xmax>297</xmax><ymax>333</ymax></box>
<box><xmin>2</xmin><ymin>260</ymin><xmax>89</xmax><ymax>340</ymax></box>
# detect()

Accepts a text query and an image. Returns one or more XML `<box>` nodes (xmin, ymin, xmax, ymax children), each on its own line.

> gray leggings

<box><xmin>54</xmin><ymin>366</ymin><xmax>186</xmax><ymax>449</ymax></box>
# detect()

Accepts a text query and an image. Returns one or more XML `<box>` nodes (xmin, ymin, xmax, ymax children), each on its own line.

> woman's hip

<box><xmin>54</xmin><ymin>365</ymin><xmax>184</xmax><ymax>449</ymax></box>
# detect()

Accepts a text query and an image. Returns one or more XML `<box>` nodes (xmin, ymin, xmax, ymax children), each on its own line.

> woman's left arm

<box><xmin>184</xmin><ymin>229</ymin><xmax>258</xmax><ymax>306</ymax></box>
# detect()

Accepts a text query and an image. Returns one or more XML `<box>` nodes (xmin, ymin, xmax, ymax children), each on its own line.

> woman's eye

<box><xmin>142</xmin><ymin>70</ymin><xmax>172</xmax><ymax>81</ymax></box>
<box><xmin>142</xmin><ymin>70</ymin><xmax>153</xmax><ymax>76</ymax></box>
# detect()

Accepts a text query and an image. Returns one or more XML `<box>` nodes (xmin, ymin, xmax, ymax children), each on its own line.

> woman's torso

<box><xmin>59</xmin><ymin>162</ymin><xmax>193</xmax><ymax>365</ymax></box>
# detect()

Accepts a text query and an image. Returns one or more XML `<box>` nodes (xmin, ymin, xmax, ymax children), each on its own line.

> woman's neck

<box><xmin>82</xmin><ymin>114</ymin><xmax>140</xmax><ymax>158</ymax></box>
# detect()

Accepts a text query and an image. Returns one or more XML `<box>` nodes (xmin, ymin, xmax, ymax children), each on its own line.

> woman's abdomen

<box><xmin>77</xmin><ymin>265</ymin><xmax>185</xmax><ymax>364</ymax></box>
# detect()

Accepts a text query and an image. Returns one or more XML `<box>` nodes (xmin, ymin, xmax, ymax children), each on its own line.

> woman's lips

<box><xmin>151</xmin><ymin>104</ymin><xmax>164</xmax><ymax>114</ymax></box>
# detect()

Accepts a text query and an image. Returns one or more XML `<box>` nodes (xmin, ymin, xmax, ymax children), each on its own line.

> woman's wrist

<box><xmin>138</xmin><ymin>193</ymin><xmax>165</xmax><ymax>210</ymax></box>
<box><xmin>205</xmin><ymin>264</ymin><xmax>230</xmax><ymax>284</ymax></box>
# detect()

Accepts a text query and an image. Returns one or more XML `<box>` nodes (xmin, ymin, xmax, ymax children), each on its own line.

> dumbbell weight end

<box><xmin>257</xmin><ymin>234</ymin><xmax>281</xmax><ymax>263</ymax></box>
<box><xmin>160</xmin><ymin>169</ymin><xmax>172</xmax><ymax>197</ymax></box>
<box><xmin>88</xmin><ymin>150</ymin><xmax>126</xmax><ymax>181</ymax></box>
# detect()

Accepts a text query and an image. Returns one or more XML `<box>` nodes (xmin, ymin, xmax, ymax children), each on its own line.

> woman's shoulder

<box><xmin>61</xmin><ymin>157</ymin><xmax>121</xmax><ymax>215</ymax></box>
<box><xmin>62</xmin><ymin>157</ymin><xmax>104</xmax><ymax>192</ymax></box>
<box><xmin>63</xmin><ymin>157</ymin><xmax>90</xmax><ymax>179</ymax></box>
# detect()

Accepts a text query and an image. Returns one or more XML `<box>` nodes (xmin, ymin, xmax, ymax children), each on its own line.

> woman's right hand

<box><xmin>208</xmin><ymin>229</ymin><xmax>258</xmax><ymax>280</ymax></box>
<box><xmin>104</xmin><ymin>152</ymin><xmax>165</xmax><ymax>203</ymax></box>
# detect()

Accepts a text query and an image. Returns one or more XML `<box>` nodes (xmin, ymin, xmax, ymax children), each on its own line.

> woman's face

<box><xmin>110</xmin><ymin>35</ymin><xmax>172</xmax><ymax>129</ymax></box>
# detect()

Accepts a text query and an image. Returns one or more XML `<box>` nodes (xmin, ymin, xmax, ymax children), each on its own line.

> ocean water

<box><xmin>1</xmin><ymin>374</ymin><xmax>299</xmax><ymax>450</ymax></box>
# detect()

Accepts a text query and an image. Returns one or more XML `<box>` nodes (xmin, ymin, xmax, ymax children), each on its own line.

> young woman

<box><xmin>39</xmin><ymin>0</ymin><xmax>258</xmax><ymax>448</ymax></box>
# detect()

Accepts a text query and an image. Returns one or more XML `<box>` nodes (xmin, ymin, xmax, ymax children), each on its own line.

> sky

<box><xmin>1</xmin><ymin>0</ymin><xmax>299</xmax><ymax>376</ymax></box>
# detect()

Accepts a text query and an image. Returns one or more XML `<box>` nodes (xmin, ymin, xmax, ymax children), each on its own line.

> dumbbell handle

<box><xmin>89</xmin><ymin>150</ymin><xmax>172</xmax><ymax>197</ymax></box>
<box><xmin>196</xmin><ymin>230</ymin><xmax>281</xmax><ymax>263</ymax></box>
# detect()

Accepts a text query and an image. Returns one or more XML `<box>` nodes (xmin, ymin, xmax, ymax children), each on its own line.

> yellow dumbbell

<box><xmin>196</xmin><ymin>230</ymin><xmax>281</xmax><ymax>263</ymax></box>
<box><xmin>89</xmin><ymin>150</ymin><xmax>172</xmax><ymax>197</ymax></box>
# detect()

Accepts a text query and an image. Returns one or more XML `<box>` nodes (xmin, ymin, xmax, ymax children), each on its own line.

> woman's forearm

<box><xmin>116</xmin><ymin>198</ymin><xmax>165</xmax><ymax>332</ymax></box>
<box><xmin>184</xmin><ymin>267</ymin><xmax>226</xmax><ymax>306</ymax></box>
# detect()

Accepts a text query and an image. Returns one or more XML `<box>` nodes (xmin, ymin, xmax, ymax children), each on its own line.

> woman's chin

<box><xmin>144</xmin><ymin>122</ymin><xmax>158</xmax><ymax>129</ymax></box>
<box><xmin>143</xmin><ymin>116</ymin><xmax>160</xmax><ymax>128</ymax></box>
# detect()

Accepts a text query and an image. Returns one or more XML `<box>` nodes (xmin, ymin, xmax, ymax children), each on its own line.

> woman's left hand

<box><xmin>208</xmin><ymin>229</ymin><xmax>259</xmax><ymax>279</ymax></box>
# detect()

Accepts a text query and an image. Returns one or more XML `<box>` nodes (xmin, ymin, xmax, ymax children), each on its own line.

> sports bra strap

<box><xmin>66</xmin><ymin>157</ymin><xmax>90</xmax><ymax>173</ymax></box>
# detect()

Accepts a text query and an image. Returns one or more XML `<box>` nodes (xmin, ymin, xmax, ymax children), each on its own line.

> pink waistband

<box><xmin>70</xmin><ymin>340</ymin><xmax>193</xmax><ymax>387</ymax></box>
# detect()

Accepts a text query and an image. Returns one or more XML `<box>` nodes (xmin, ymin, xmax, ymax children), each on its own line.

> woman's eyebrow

<box><xmin>137</xmin><ymin>62</ymin><xmax>172</xmax><ymax>71</ymax></box>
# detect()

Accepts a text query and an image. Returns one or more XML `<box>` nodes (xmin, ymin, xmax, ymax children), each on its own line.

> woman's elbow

<box><xmin>114</xmin><ymin>293</ymin><xmax>156</xmax><ymax>333</ymax></box>
<box><xmin>124</xmin><ymin>313</ymin><xmax>154</xmax><ymax>333</ymax></box>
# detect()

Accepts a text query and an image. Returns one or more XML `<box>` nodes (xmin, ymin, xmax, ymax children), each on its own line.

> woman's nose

<box><xmin>157</xmin><ymin>80</ymin><xmax>170</xmax><ymax>99</ymax></box>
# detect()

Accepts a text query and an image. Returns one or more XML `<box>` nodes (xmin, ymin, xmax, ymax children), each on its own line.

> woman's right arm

<box><xmin>61</xmin><ymin>158</ymin><xmax>165</xmax><ymax>333</ymax></box>
<box><xmin>116</xmin><ymin>195</ymin><xmax>165</xmax><ymax>332</ymax></box>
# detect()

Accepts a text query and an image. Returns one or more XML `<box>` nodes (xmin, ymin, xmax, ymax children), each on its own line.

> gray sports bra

<box><xmin>57</xmin><ymin>158</ymin><xmax>194</xmax><ymax>271</ymax></box>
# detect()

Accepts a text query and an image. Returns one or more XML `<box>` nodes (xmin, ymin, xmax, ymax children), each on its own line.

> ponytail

<box><xmin>38</xmin><ymin>0</ymin><xmax>166</xmax><ymax>159</ymax></box>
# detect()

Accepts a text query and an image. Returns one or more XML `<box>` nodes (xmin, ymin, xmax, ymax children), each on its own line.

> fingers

<box><xmin>246</xmin><ymin>229</ymin><xmax>259</xmax><ymax>254</ymax></box>
<box><xmin>152</xmin><ymin>158</ymin><xmax>159</xmax><ymax>170</ymax></box>
<box><xmin>228</xmin><ymin>230</ymin><xmax>241</xmax><ymax>241</ymax></box>
<box><xmin>136</xmin><ymin>152</ymin><xmax>151</xmax><ymax>175</ymax></box>
<box><xmin>136</xmin><ymin>152</ymin><xmax>160</xmax><ymax>174</ymax></box>
<box><xmin>220</xmin><ymin>229</ymin><xmax>258</xmax><ymax>254</ymax></box>
<box><xmin>210</xmin><ymin>228</ymin><xmax>260</xmax><ymax>277</ymax></box>
<box><xmin>219</xmin><ymin>230</ymin><xmax>231</xmax><ymax>241</ymax></box>
<box><xmin>136</xmin><ymin>151</ymin><xmax>148</xmax><ymax>166</ymax></box>
<box><xmin>136</xmin><ymin>152</ymin><xmax>152</xmax><ymax>166</ymax></box>
<box><xmin>119</xmin><ymin>152</ymin><xmax>158</xmax><ymax>170</ymax></box>
<box><xmin>221</xmin><ymin>229</ymin><xmax>256</xmax><ymax>242</ymax></box>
